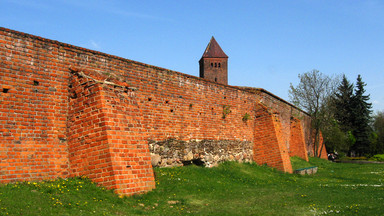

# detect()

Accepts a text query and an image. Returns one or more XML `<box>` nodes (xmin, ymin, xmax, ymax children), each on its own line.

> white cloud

<box><xmin>89</xmin><ymin>40</ymin><xmax>101</xmax><ymax>50</ymax></box>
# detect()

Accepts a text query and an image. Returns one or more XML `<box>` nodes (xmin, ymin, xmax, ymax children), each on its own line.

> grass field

<box><xmin>1</xmin><ymin>157</ymin><xmax>383</xmax><ymax>215</ymax></box>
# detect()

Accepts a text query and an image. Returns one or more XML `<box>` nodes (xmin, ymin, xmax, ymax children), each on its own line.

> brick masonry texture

<box><xmin>290</xmin><ymin>117</ymin><xmax>309</xmax><ymax>161</ymax></box>
<box><xmin>0</xmin><ymin>27</ymin><xmax>326</xmax><ymax>195</ymax></box>
<box><xmin>199</xmin><ymin>57</ymin><xmax>228</xmax><ymax>85</ymax></box>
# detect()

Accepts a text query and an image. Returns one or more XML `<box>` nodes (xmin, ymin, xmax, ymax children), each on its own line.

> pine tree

<box><xmin>333</xmin><ymin>75</ymin><xmax>355</xmax><ymax>133</ymax></box>
<box><xmin>324</xmin><ymin>75</ymin><xmax>356</xmax><ymax>154</ymax></box>
<box><xmin>351</xmin><ymin>75</ymin><xmax>372</xmax><ymax>156</ymax></box>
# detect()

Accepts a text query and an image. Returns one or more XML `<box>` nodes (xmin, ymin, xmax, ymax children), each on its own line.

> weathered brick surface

<box><xmin>318</xmin><ymin>132</ymin><xmax>328</xmax><ymax>159</ymax></box>
<box><xmin>253</xmin><ymin>104</ymin><xmax>292</xmax><ymax>173</ymax></box>
<box><xmin>0</xmin><ymin>29</ymin><xmax>69</xmax><ymax>182</ymax></box>
<box><xmin>98</xmin><ymin>80</ymin><xmax>155</xmax><ymax>194</ymax></box>
<box><xmin>67</xmin><ymin>72</ymin><xmax>113</xmax><ymax>185</ymax></box>
<box><xmin>0</xmin><ymin>28</ymin><xmax>324</xmax><ymax>195</ymax></box>
<box><xmin>289</xmin><ymin>117</ymin><xmax>309</xmax><ymax>161</ymax></box>
<box><xmin>240</xmin><ymin>87</ymin><xmax>314</xmax><ymax>157</ymax></box>
<box><xmin>66</xmin><ymin>68</ymin><xmax>155</xmax><ymax>195</ymax></box>
<box><xmin>199</xmin><ymin>57</ymin><xmax>228</xmax><ymax>85</ymax></box>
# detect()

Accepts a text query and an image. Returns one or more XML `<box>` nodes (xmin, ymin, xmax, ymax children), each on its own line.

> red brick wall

<box><xmin>98</xmin><ymin>79</ymin><xmax>155</xmax><ymax>194</ymax></box>
<box><xmin>318</xmin><ymin>132</ymin><xmax>328</xmax><ymax>159</ymax></box>
<box><xmin>253</xmin><ymin>104</ymin><xmax>292</xmax><ymax>173</ymax></box>
<box><xmin>67</xmin><ymin>72</ymin><xmax>114</xmax><ymax>185</ymax></box>
<box><xmin>0</xmin><ymin>29</ymin><xmax>69</xmax><ymax>183</ymax></box>
<box><xmin>240</xmin><ymin>87</ymin><xmax>314</xmax><ymax>157</ymax></box>
<box><xmin>67</xmin><ymin>68</ymin><xmax>155</xmax><ymax>195</ymax></box>
<box><xmin>289</xmin><ymin>117</ymin><xmax>309</xmax><ymax>161</ymax></box>
<box><xmin>136</xmin><ymin>76</ymin><xmax>255</xmax><ymax>142</ymax></box>
<box><xmin>307</xmin><ymin>130</ymin><xmax>328</xmax><ymax>159</ymax></box>
<box><xmin>1</xmin><ymin>27</ymin><xmax>317</xmax><ymax>195</ymax></box>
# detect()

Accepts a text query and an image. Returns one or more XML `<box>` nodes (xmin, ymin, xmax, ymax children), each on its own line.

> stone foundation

<box><xmin>149</xmin><ymin>139</ymin><xmax>253</xmax><ymax>167</ymax></box>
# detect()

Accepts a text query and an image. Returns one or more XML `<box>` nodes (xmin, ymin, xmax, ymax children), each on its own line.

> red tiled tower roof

<box><xmin>201</xmin><ymin>36</ymin><xmax>228</xmax><ymax>58</ymax></box>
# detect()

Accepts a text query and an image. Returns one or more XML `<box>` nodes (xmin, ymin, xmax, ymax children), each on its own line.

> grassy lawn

<box><xmin>1</xmin><ymin>157</ymin><xmax>383</xmax><ymax>215</ymax></box>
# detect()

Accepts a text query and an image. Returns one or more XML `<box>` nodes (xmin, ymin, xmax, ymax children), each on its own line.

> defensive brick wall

<box><xmin>239</xmin><ymin>87</ymin><xmax>313</xmax><ymax>157</ymax></box>
<box><xmin>0</xmin><ymin>27</ymin><xmax>324</xmax><ymax>195</ymax></box>
<box><xmin>0</xmin><ymin>29</ymin><xmax>70</xmax><ymax>182</ymax></box>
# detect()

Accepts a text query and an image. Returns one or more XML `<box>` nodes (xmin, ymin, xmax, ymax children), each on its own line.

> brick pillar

<box><xmin>253</xmin><ymin>104</ymin><xmax>292</xmax><ymax>173</ymax></box>
<box><xmin>318</xmin><ymin>132</ymin><xmax>328</xmax><ymax>159</ymax></box>
<box><xmin>100</xmin><ymin>84</ymin><xmax>155</xmax><ymax>195</ymax></box>
<box><xmin>67</xmin><ymin>69</ymin><xmax>155</xmax><ymax>195</ymax></box>
<box><xmin>289</xmin><ymin>117</ymin><xmax>309</xmax><ymax>161</ymax></box>
<box><xmin>309</xmin><ymin>130</ymin><xmax>328</xmax><ymax>159</ymax></box>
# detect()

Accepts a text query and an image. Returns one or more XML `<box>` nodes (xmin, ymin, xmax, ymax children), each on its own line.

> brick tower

<box><xmin>199</xmin><ymin>37</ymin><xmax>228</xmax><ymax>85</ymax></box>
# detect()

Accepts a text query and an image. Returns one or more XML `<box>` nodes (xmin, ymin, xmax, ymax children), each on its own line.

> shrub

<box><xmin>370</xmin><ymin>154</ymin><xmax>384</xmax><ymax>162</ymax></box>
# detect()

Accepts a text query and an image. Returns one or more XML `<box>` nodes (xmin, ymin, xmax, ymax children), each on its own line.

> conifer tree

<box><xmin>333</xmin><ymin>75</ymin><xmax>355</xmax><ymax>133</ymax></box>
<box><xmin>351</xmin><ymin>75</ymin><xmax>372</xmax><ymax>156</ymax></box>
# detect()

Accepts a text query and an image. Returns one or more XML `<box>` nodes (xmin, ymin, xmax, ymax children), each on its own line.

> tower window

<box><xmin>218</xmin><ymin>63</ymin><xmax>221</xmax><ymax>68</ymax></box>
<box><xmin>215</xmin><ymin>78</ymin><xmax>217</xmax><ymax>82</ymax></box>
<box><xmin>211</xmin><ymin>63</ymin><xmax>213</xmax><ymax>67</ymax></box>
<box><xmin>215</xmin><ymin>63</ymin><xmax>217</xmax><ymax>67</ymax></box>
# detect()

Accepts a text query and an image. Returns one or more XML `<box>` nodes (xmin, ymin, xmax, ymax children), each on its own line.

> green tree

<box><xmin>351</xmin><ymin>75</ymin><xmax>372</xmax><ymax>156</ymax></box>
<box><xmin>289</xmin><ymin>69</ymin><xmax>337</xmax><ymax>157</ymax></box>
<box><xmin>322</xmin><ymin>119</ymin><xmax>350</xmax><ymax>155</ymax></box>
<box><xmin>332</xmin><ymin>75</ymin><xmax>355</xmax><ymax>132</ymax></box>
<box><xmin>327</xmin><ymin>75</ymin><xmax>356</xmax><ymax>155</ymax></box>
<box><xmin>373</xmin><ymin>111</ymin><xmax>384</xmax><ymax>154</ymax></box>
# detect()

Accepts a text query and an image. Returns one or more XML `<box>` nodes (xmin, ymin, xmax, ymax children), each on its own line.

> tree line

<box><xmin>289</xmin><ymin>70</ymin><xmax>384</xmax><ymax>157</ymax></box>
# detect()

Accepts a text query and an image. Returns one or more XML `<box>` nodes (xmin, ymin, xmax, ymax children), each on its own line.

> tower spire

<box><xmin>199</xmin><ymin>37</ymin><xmax>228</xmax><ymax>85</ymax></box>
<box><xmin>201</xmin><ymin>36</ymin><xmax>228</xmax><ymax>58</ymax></box>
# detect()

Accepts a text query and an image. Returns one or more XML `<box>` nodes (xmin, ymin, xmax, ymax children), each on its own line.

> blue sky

<box><xmin>2</xmin><ymin>0</ymin><xmax>384</xmax><ymax>112</ymax></box>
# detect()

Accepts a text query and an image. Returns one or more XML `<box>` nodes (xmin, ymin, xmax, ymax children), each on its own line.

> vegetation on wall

<box><xmin>222</xmin><ymin>105</ymin><xmax>231</xmax><ymax>119</ymax></box>
<box><xmin>242</xmin><ymin>113</ymin><xmax>251</xmax><ymax>122</ymax></box>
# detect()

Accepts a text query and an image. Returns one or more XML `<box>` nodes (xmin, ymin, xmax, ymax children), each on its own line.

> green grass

<box><xmin>1</xmin><ymin>157</ymin><xmax>384</xmax><ymax>215</ymax></box>
<box><xmin>291</xmin><ymin>156</ymin><xmax>314</xmax><ymax>170</ymax></box>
